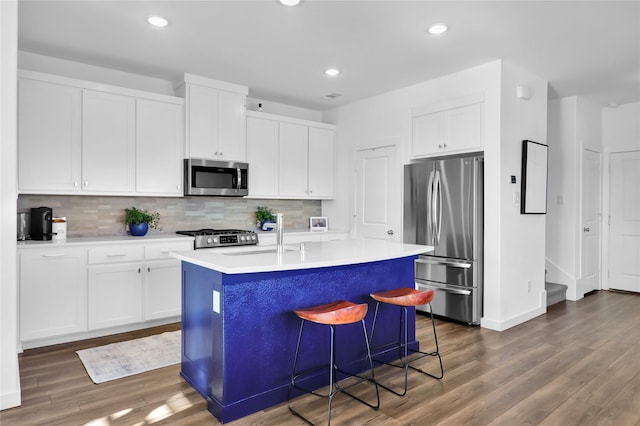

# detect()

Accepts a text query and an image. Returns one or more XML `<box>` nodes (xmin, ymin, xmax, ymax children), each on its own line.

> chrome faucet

<box><xmin>276</xmin><ymin>213</ymin><xmax>284</xmax><ymax>253</ymax></box>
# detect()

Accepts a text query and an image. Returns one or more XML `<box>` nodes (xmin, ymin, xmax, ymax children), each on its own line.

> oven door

<box><xmin>184</xmin><ymin>158</ymin><xmax>248</xmax><ymax>196</ymax></box>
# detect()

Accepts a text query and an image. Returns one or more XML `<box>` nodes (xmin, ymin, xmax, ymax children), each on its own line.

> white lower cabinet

<box><xmin>19</xmin><ymin>247</ymin><xmax>87</xmax><ymax>341</ymax></box>
<box><xmin>19</xmin><ymin>238</ymin><xmax>192</xmax><ymax>347</ymax></box>
<box><xmin>88</xmin><ymin>262</ymin><xmax>143</xmax><ymax>330</ymax></box>
<box><xmin>143</xmin><ymin>259</ymin><xmax>182</xmax><ymax>320</ymax></box>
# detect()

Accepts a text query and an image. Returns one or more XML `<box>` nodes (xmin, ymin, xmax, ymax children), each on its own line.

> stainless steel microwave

<box><xmin>184</xmin><ymin>158</ymin><xmax>248</xmax><ymax>196</ymax></box>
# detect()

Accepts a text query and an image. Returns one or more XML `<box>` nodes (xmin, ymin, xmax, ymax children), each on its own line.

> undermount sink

<box><xmin>222</xmin><ymin>245</ymin><xmax>299</xmax><ymax>256</ymax></box>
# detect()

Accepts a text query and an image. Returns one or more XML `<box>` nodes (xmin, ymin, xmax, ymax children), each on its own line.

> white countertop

<box><xmin>16</xmin><ymin>233</ymin><xmax>193</xmax><ymax>249</ymax></box>
<box><xmin>170</xmin><ymin>238</ymin><xmax>433</xmax><ymax>274</ymax></box>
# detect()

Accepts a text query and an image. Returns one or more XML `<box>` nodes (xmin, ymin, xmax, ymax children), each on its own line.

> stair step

<box><xmin>546</xmin><ymin>282</ymin><xmax>567</xmax><ymax>306</ymax></box>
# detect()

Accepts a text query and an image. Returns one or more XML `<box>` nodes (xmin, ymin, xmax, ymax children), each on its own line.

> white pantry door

<box><xmin>609</xmin><ymin>150</ymin><xmax>640</xmax><ymax>293</ymax></box>
<box><xmin>580</xmin><ymin>148</ymin><xmax>601</xmax><ymax>294</ymax></box>
<box><xmin>354</xmin><ymin>145</ymin><xmax>398</xmax><ymax>241</ymax></box>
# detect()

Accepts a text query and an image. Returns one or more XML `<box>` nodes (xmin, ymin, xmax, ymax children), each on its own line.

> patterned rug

<box><xmin>76</xmin><ymin>330</ymin><xmax>181</xmax><ymax>384</ymax></box>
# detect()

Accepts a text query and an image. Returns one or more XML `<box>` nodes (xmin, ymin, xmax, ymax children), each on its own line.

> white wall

<box><xmin>493</xmin><ymin>62</ymin><xmax>548</xmax><ymax>328</ymax></box>
<box><xmin>1</xmin><ymin>0</ymin><xmax>21</xmax><ymax>410</ymax></box>
<box><xmin>546</xmin><ymin>98</ymin><xmax>578</xmax><ymax>293</ymax></box>
<box><xmin>546</xmin><ymin>96</ymin><xmax>603</xmax><ymax>300</ymax></box>
<box><xmin>602</xmin><ymin>102</ymin><xmax>640</xmax><ymax>289</ymax></box>
<box><xmin>324</xmin><ymin>60</ymin><xmax>549</xmax><ymax>330</ymax></box>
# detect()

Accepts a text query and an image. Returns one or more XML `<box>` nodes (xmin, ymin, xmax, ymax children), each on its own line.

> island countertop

<box><xmin>170</xmin><ymin>238</ymin><xmax>433</xmax><ymax>274</ymax></box>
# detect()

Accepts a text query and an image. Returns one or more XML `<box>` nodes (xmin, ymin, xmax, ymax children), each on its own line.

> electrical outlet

<box><xmin>527</xmin><ymin>281</ymin><xmax>532</xmax><ymax>293</ymax></box>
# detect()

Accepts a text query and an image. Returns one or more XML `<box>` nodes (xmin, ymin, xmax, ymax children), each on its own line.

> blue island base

<box><xmin>180</xmin><ymin>256</ymin><xmax>419</xmax><ymax>423</ymax></box>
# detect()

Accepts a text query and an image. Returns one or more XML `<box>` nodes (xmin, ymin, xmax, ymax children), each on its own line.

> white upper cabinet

<box><xmin>246</xmin><ymin>116</ymin><xmax>279</xmax><ymax>197</ymax></box>
<box><xmin>246</xmin><ymin>111</ymin><xmax>336</xmax><ymax>199</ymax></box>
<box><xmin>308</xmin><ymin>127</ymin><xmax>335</xmax><ymax>198</ymax></box>
<box><xmin>412</xmin><ymin>93</ymin><xmax>484</xmax><ymax>158</ymax></box>
<box><xmin>17</xmin><ymin>70</ymin><xmax>184</xmax><ymax>196</ymax></box>
<box><xmin>177</xmin><ymin>74</ymin><xmax>248</xmax><ymax>162</ymax></box>
<box><xmin>136</xmin><ymin>99</ymin><xmax>184</xmax><ymax>195</ymax></box>
<box><xmin>18</xmin><ymin>78</ymin><xmax>82</xmax><ymax>192</ymax></box>
<box><xmin>82</xmin><ymin>90</ymin><xmax>136</xmax><ymax>193</ymax></box>
<box><xmin>279</xmin><ymin>122</ymin><xmax>309</xmax><ymax>197</ymax></box>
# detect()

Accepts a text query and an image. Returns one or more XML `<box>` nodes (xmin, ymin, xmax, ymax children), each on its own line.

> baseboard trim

<box><xmin>1</xmin><ymin>389</ymin><xmax>21</xmax><ymax>410</ymax></box>
<box><xmin>481</xmin><ymin>296</ymin><xmax>546</xmax><ymax>332</ymax></box>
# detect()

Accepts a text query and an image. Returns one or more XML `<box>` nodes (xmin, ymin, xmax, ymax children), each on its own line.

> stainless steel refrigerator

<box><xmin>404</xmin><ymin>154</ymin><xmax>483</xmax><ymax>325</ymax></box>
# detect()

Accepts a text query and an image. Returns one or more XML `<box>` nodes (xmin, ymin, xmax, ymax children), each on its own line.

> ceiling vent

<box><xmin>322</xmin><ymin>92</ymin><xmax>343</xmax><ymax>100</ymax></box>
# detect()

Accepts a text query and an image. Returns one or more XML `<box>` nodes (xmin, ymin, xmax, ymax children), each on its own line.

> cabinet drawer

<box><xmin>145</xmin><ymin>241</ymin><xmax>193</xmax><ymax>260</ymax></box>
<box><xmin>88</xmin><ymin>245</ymin><xmax>144</xmax><ymax>264</ymax></box>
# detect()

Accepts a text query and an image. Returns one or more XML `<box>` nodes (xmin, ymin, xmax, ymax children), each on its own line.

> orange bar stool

<box><xmin>288</xmin><ymin>300</ymin><xmax>380</xmax><ymax>425</ymax></box>
<box><xmin>369</xmin><ymin>288</ymin><xmax>444</xmax><ymax>396</ymax></box>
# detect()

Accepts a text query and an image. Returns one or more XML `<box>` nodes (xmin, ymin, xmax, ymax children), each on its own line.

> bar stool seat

<box><xmin>369</xmin><ymin>287</ymin><xmax>444</xmax><ymax>396</ymax></box>
<box><xmin>288</xmin><ymin>300</ymin><xmax>379</xmax><ymax>425</ymax></box>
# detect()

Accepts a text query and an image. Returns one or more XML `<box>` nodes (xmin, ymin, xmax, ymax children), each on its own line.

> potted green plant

<box><xmin>255</xmin><ymin>206</ymin><xmax>276</xmax><ymax>231</ymax></box>
<box><xmin>124</xmin><ymin>207</ymin><xmax>162</xmax><ymax>236</ymax></box>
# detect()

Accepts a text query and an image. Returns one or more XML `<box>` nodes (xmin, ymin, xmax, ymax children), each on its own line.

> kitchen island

<box><xmin>171</xmin><ymin>239</ymin><xmax>432</xmax><ymax>423</ymax></box>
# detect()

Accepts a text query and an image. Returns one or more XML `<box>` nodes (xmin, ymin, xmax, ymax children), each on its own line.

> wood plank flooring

<box><xmin>1</xmin><ymin>290</ymin><xmax>638</xmax><ymax>425</ymax></box>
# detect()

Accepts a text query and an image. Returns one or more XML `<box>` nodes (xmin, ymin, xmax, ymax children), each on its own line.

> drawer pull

<box><xmin>106</xmin><ymin>253</ymin><xmax>127</xmax><ymax>258</ymax></box>
<box><xmin>43</xmin><ymin>253</ymin><xmax>65</xmax><ymax>258</ymax></box>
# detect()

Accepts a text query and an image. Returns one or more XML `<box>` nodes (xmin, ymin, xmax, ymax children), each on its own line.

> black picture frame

<box><xmin>521</xmin><ymin>140</ymin><xmax>548</xmax><ymax>214</ymax></box>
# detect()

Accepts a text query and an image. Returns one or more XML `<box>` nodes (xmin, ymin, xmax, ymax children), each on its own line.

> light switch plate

<box><xmin>213</xmin><ymin>290</ymin><xmax>220</xmax><ymax>313</ymax></box>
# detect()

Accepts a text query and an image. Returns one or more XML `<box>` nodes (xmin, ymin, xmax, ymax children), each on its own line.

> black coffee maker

<box><xmin>30</xmin><ymin>207</ymin><xmax>53</xmax><ymax>240</ymax></box>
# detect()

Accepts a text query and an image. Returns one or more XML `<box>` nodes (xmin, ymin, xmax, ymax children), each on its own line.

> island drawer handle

<box><xmin>415</xmin><ymin>258</ymin><xmax>472</xmax><ymax>269</ymax></box>
<box><xmin>43</xmin><ymin>253</ymin><xmax>65</xmax><ymax>258</ymax></box>
<box><xmin>106</xmin><ymin>253</ymin><xmax>127</xmax><ymax>258</ymax></box>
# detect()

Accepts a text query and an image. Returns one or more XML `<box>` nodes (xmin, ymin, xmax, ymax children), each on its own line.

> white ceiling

<box><xmin>17</xmin><ymin>1</ymin><xmax>640</xmax><ymax>111</ymax></box>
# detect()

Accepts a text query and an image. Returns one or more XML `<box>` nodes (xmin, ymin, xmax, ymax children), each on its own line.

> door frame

<box><xmin>602</xmin><ymin>149</ymin><xmax>640</xmax><ymax>291</ymax></box>
<box><xmin>350</xmin><ymin>137</ymin><xmax>403</xmax><ymax>241</ymax></box>
<box><xmin>578</xmin><ymin>146</ymin><xmax>602</xmax><ymax>296</ymax></box>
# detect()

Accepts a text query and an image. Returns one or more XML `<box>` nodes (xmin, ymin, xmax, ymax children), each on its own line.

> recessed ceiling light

<box><xmin>324</xmin><ymin>68</ymin><xmax>340</xmax><ymax>77</ymax></box>
<box><xmin>280</xmin><ymin>0</ymin><xmax>301</xmax><ymax>6</ymax></box>
<box><xmin>428</xmin><ymin>23</ymin><xmax>448</xmax><ymax>35</ymax></box>
<box><xmin>147</xmin><ymin>16</ymin><xmax>168</xmax><ymax>27</ymax></box>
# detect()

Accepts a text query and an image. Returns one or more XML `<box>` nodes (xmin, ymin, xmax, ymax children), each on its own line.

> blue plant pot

<box><xmin>259</xmin><ymin>220</ymin><xmax>276</xmax><ymax>231</ymax></box>
<box><xmin>129</xmin><ymin>223</ymin><xmax>149</xmax><ymax>236</ymax></box>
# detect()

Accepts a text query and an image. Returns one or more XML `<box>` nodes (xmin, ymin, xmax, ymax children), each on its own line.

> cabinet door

<box><xmin>247</xmin><ymin>116</ymin><xmax>279</xmax><ymax>197</ymax></box>
<box><xmin>88</xmin><ymin>263</ymin><xmax>143</xmax><ymax>330</ymax></box>
<box><xmin>20</xmin><ymin>248</ymin><xmax>87</xmax><ymax>341</ymax></box>
<box><xmin>444</xmin><ymin>103</ymin><xmax>483</xmax><ymax>153</ymax></box>
<box><xmin>136</xmin><ymin>99</ymin><xmax>184</xmax><ymax>195</ymax></box>
<box><xmin>144</xmin><ymin>259</ymin><xmax>182</xmax><ymax>320</ymax></box>
<box><xmin>82</xmin><ymin>90</ymin><xmax>136</xmax><ymax>193</ymax></box>
<box><xmin>278</xmin><ymin>122</ymin><xmax>308</xmax><ymax>197</ymax></box>
<box><xmin>308</xmin><ymin>127</ymin><xmax>335</xmax><ymax>198</ymax></box>
<box><xmin>218</xmin><ymin>90</ymin><xmax>247</xmax><ymax>161</ymax></box>
<box><xmin>412</xmin><ymin>111</ymin><xmax>445</xmax><ymax>157</ymax></box>
<box><xmin>187</xmin><ymin>84</ymin><xmax>218</xmax><ymax>159</ymax></box>
<box><xmin>18</xmin><ymin>79</ymin><xmax>82</xmax><ymax>192</ymax></box>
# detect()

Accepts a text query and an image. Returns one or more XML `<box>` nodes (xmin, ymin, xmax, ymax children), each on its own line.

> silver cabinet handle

<box><xmin>43</xmin><ymin>253</ymin><xmax>65</xmax><ymax>258</ymax></box>
<box><xmin>387</xmin><ymin>229</ymin><xmax>394</xmax><ymax>235</ymax></box>
<box><xmin>106</xmin><ymin>253</ymin><xmax>127</xmax><ymax>258</ymax></box>
<box><xmin>416</xmin><ymin>258</ymin><xmax>472</xmax><ymax>269</ymax></box>
<box><xmin>416</xmin><ymin>279</ymin><xmax>472</xmax><ymax>295</ymax></box>
<box><xmin>583</xmin><ymin>227</ymin><xmax>590</xmax><ymax>232</ymax></box>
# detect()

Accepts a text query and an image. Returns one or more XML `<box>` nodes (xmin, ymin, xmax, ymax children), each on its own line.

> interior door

<box><xmin>609</xmin><ymin>151</ymin><xmax>640</xmax><ymax>293</ymax></box>
<box><xmin>580</xmin><ymin>148</ymin><xmax>601</xmax><ymax>294</ymax></box>
<box><xmin>354</xmin><ymin>145</ymin><xmax>398</xmax><ymax>241</ymax></box>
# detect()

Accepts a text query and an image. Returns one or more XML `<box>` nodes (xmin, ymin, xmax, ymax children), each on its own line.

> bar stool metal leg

<box><xmin>369</xmin><ymin>289</ymin><xmax>444</xmax><ymax>397</ymax></box>
<box><xmin>288</xmin><ymin>301</ymin><xmax>380</xmax><ymax>425</ymax></box>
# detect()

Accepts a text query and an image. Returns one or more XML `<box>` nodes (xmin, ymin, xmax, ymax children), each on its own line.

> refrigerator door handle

<box><xmin>416</xmin><ymin>258</ymin><xmax>472</xmax><ymax>269</ymax></box>
<box><xmin>416</xmin><ymin>279</ymin><xmax>472</xmax><ymax>295</ymax></box>
<box><xmin>427</xmin><ymin>170</ymin><xmax>436</xmax><ymax>245</ymax></box>
<box><xmin>433</xmin><ymin>170</ymin><xmax>442</xmax><ymax>245</ymax></box>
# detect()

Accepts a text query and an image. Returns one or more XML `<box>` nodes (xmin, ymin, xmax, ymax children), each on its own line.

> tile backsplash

<box><xmin>18</xmin><ymin>195</ymin><xmax>322</xmax><ymax>237</ymax></box>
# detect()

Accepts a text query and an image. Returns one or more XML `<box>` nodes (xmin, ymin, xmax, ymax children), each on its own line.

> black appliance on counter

<box><xmin>176</xmin><ymin>229</ymin><xmax>259</xmax><ymax>249</ymax></box>
<box><xmin>30</xmin><ymin>206</ymin><xmax>53</xmax><ymax>240</ymax></box>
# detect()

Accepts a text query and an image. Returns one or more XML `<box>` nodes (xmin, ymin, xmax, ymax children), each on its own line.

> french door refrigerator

<box><xmin>404</xmin><ymin>154</ymin><xmax>483</xmax><ymax>325</ymax></box>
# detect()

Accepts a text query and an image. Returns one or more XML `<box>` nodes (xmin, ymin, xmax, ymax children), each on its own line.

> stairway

<box><xmin>546</xmin><ymin>282</ymin><xmax>568</xmax><ymax>306</ymax></box>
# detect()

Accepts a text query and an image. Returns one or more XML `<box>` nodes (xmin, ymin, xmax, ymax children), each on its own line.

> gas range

<box><xmin>176</xmin><ymin>229</ymin><xmax>259</xmax><ymax>249</ymax></box>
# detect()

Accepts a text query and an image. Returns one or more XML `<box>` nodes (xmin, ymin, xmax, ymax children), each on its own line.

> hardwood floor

<box><xmin>2</xmin><ymin>290</ymin><xmax>639</xmax><ymax>426</ymax></box>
